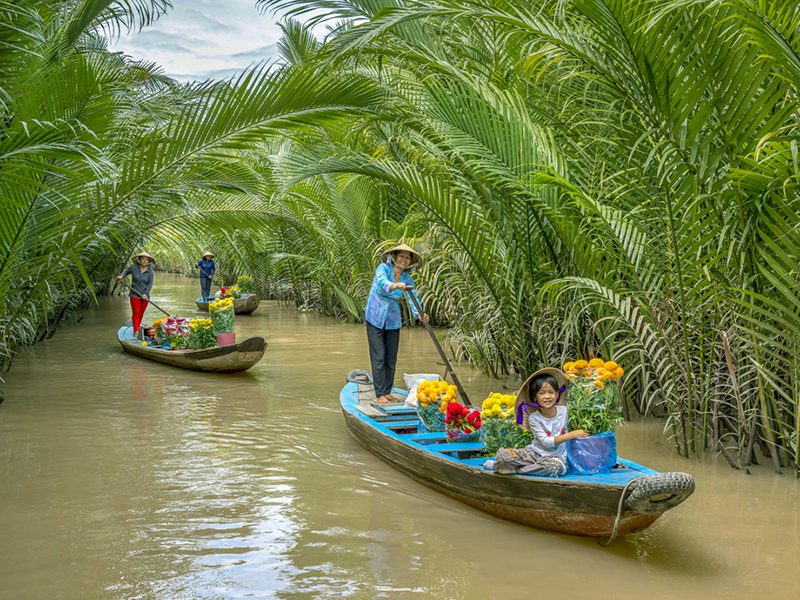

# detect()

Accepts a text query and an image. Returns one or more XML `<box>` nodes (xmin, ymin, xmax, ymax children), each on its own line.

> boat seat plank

<box><xmin>355</xmin><ymin>405</ymin><xmax>387</xmax><ymax>418</ymax></box>
<box><xmin>382</xmin><ymin>420</ymin><xmax>420</xmax><ymax>429</ymax></box>
<box><xmin>397</xmin><ymin>432</ymin><xmax>447</xmax><ymax>441</ymax></box>
<box><xmin>432</xmin><ymin>442</ymin><xmax>485</xmax><ymax>452</ymax></box>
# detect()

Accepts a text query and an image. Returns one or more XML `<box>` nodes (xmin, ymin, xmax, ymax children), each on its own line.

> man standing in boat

<box><xmin>195</xmin><ymin>251</ymin><xmax>216</xmax><ymax>301</ymax></box>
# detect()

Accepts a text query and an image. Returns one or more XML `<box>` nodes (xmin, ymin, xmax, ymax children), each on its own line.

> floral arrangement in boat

<box><xmin>156</xmin><ymin>316</ymin><xmax>192</xmax><ymax>349</ymax></box>
<box><xmin>218</xmin><ymin>286</ymin><xmax>242</xmax><ymax>300</ymax></box>
<box><xmin>563</xmin><ymin>358</ymin><xmax>625</xmax><ymax>434</ymax></box>
<box><xmin>209</xmin><ymin>297</ymin><xmax>235</xmax><ymax>334</ymax></box>
<box><xmin>188</xmin><ymin>318</ymin><xmax>217</xmax><ymax>349</ymax></box>
<box><xmin>236</xmin><ymin>275</ymin><xmax>254</xmax><ymax>294</ymax></box>
<box><xmin>480</xmin><ymin>393</ymin><xmax>533</xmax><ymax>454</ymax></box>
<box><xmin>445</xmin><ymin>402</ymin><xmax>482</xmax><ymax>443</ymax></box>
<box><xmin>416</xmin><ymin>380</ymin><xmax>459</xmax><ymax>432</ymax></box>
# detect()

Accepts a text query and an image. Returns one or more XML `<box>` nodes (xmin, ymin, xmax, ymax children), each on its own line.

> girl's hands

<box><xmin>570</xmin><ymin>429</ymin><xmax>590</xmax><ymax>440</ymax></box>
<box><xmin>391</xmin><ymin>282</ymin><xmax>407</xmax><ymax>291</ymax></box>
<box><xmin>421</xmin><ymin>313</ymin><xmax>430</xmax><ymax>324</ymax></box>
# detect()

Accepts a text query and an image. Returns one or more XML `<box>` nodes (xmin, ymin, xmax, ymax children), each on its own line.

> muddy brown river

<box><xmin>1</xmin><ymin>274</ymin><xmax>797</xmax><ymax>599</ymax></box>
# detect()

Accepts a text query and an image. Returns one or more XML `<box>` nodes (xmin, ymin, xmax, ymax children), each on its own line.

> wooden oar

<box><xmin>405</xmin><ymin>287</ymin><xmax>472</xmax><ymax>406</ymax></box>
<box><xmin>116</xmin><ymin>278</ymin><xmax>171</xmax><ymax>318</ymax></box>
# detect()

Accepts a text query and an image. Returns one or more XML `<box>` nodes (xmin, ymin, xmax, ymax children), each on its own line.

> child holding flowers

<box><xmin>487</xmin><ymin>368</ymin><xmax>588</xmax><ymax>477</ymax></box>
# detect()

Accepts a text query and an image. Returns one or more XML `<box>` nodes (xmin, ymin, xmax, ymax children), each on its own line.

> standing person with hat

<box><xmin>365</xmin><ymin>243</ymin><xmax>430</xmax><ymax>404</ymax></box>
<box><xmin>195</xmin><ymin>251</ymin><xmax>216</xmax><ymax>301</ymax></box>
<box><xmin>116</xmin><ymin>251</ymin><xmax>156</xmax><ymax>338</ymax></box>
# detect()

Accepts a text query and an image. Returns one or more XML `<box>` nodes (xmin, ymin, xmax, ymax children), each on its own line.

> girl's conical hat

<box><xmin>132</xmin><ymin>251</ymin><xmax>155</xmax><ymax>264</ymax></box>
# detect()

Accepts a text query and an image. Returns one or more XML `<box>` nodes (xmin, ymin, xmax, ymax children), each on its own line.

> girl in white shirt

<box><xmin>490</xmin><ymin>368</ymin><xmax>589</xmax><ymax>476</ymax></box>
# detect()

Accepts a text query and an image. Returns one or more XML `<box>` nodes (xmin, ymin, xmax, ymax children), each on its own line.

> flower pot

<box><xmin>216</xmin><ymin>332</ymin><xmax>236</xmax><ymax>346</ymax></box>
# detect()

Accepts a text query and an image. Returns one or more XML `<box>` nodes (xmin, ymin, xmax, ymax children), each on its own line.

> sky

<box><xmin>111</xmin><ymin>1</ymin><xmax>298</xmax><ymax>82</ymax></box>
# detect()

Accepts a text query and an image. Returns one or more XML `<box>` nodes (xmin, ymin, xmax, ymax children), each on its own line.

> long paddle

<box><xmin>116</xmin><ymin>278</ymin><xmax>171</xmax><ymax>318</ymax></box>
<box><xmin>405</xmin><ymin>287</ymin><xmax>472</xmax><ymax>406</ymax></box>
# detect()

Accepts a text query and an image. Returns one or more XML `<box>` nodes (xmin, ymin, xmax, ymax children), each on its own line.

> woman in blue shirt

<box><xmin>365</xmin><ymin>244</ymin><xmax>429</xmax><ymax>403</ymax></box>
<box><xmin>195</xmin><ymin>251</ymin><xmax>216</xmax><ymax>300</ymax></box>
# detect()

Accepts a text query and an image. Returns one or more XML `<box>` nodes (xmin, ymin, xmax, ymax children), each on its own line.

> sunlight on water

<box><xmin>0</xmin><ymin>274</ymin><xmax>798</xmax><ymax>599</ymax></box>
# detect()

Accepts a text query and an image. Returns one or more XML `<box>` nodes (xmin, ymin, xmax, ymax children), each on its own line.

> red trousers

<box><xmin>129</xmin><ymin>297</ymin><xmax>149</xmax><ymax>333</ymax></box>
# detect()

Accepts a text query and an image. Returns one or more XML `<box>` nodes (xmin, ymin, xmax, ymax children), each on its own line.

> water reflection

<box><xmin>0</xmin><ymin>274</ymin><xmax>798</xmax><ymax>599</ymax></box>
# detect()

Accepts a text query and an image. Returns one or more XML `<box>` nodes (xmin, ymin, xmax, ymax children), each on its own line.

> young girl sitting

<box><xmin>489</xmin><ymin>368</ymin><xmax>589</xmax><ymax>477</ymax></box>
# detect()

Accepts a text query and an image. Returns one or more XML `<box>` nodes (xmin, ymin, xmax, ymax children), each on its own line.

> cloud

<box><xmin>228</xmin><ymin>43</ymin><xmax>280</xmax><ymax>62</ymax></box>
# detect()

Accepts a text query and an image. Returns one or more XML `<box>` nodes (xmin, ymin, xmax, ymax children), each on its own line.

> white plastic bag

<box><xmin>403</xmin><ymin>373</ymin><xmax>443</xmax><ymax>407</ymax></box>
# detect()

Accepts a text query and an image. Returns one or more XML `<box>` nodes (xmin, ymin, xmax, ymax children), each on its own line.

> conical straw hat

<box><xmin>202</xmin><ymin>251</ymin><xmax>214</xmax><ymax>258</ymax></box>
<box><xmin>380</xmin><ymin>243</ymin><xmax>422</xmax><ymax>269</ymax></box>
<box><xmin>132</xmin><ymin>251</ymin><xmax>155</xmax><ymax>264</ymax></box>
<box><xmin>514</xmin><ymin>368</ymin><xmax>569</xmax><ymax>431</ymax></box>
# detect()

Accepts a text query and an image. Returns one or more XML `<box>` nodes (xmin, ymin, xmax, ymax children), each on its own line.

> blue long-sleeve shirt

<box><xmin>364</xmin><ymin>263</ymin><xmax>421</xmax><ymax>330</ymax></box>
<box><xmin>195</xmin><ymin>258</ymin><xmax>216</xmax><ymax>280</ymax></box>
<box><xmin>118</xmin><ymin>264</ymin><xmax>154</xmax><ymax>298</ymax></box>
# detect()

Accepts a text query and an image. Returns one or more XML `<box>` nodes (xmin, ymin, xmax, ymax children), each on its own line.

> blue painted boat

<box><xmin>340</xmin><ymin>375</ymin><xmax>694</xmax><ymax>538</ymax></box>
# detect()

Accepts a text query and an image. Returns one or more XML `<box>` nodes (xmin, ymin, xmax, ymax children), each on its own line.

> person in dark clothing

<box><xmin>117</xmin><ymin>251</ymin><xmax>155</xmax><ymax>336</ymax></box>
<box><xmin>195</xmin><ymin>251</ymin><xmax>216</xmax><ymax>300</ymax></box>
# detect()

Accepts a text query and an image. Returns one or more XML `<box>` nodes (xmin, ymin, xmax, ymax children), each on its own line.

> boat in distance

<box><xmin>341</xmin><ymin>372</ymin><xmax>694</xmax><ymax>538</ymax></box>
<box><xmin>195</xmin><ymin>293</ymin><xmax>260</xmax><ymax>314</ymax></box>
<box><xmin>117</xmin><ymin>325</ymin><xmax>266</xmax><ymax>373</ymax></box>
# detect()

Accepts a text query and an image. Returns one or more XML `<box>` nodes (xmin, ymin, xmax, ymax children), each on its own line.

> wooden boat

<box><xmin>341</xmin><ymin>372</ymin><xmax>695</xmax><ymax>538</ymax></box>
<box><xmin>117</xmin><ymin>325</ymin><xmax>266</xmax><ymax>373</ymax></box>
<box><xmin>195</xmin><ymin>293</ymin><xmax>260</xmax><ymax>315</ymax></box>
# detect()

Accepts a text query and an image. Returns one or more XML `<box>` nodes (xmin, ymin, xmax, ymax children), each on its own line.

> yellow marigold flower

<box><xmin>589</xmin><ymin>358</ymin><xmax>605</xmax><ymax>368</ymax></box>
<box><xmin>563</xmin><ymin>361</ymin><xmax>575</xmax><ymax>371</ymax></box>
<box><xmin>604</xmin><ymin>361</ymin><xmax>618</xmax><ymax>371</ymax></box>
<box><xmin>595</xmin><ymin>380</ymin><xmax>605</xmax><ymax>389</ymax></box>
<box><xmin>574</xmin><ymin>360</ymin><xmax>589</xmax><ymax>369</ymax></box>
<box><xmin>613</xmin><ymin>367</ymin><xmax>624</xmax><ymax>378</ymax></box>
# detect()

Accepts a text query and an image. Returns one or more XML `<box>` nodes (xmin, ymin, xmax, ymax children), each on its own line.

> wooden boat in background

<box><xmin>341</xmin><ymin>372</ymin><xmax>695</xmax><ymax>538</ymax></box>
<box><xmin>117</xmin><ymin>325</ymin><xmax>266</xmax><ymax>373</ymax></box>
<box><xmin>195</xmin><ymin>293</ymin><xmax>260</xmax><ymax>315</ymax></box>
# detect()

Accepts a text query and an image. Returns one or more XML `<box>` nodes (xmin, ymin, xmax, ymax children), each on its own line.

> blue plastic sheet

<box><xmin>567</xmin><ymin>431</ymin><xmax>617</xmax><ymax>475</ymax></box>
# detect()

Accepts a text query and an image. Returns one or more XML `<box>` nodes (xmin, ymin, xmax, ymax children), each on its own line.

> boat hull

<box><xmin>118</xmin><ymin>326</ymin><xmax>266</xmax><ymax>372</ymax></box>
<box><xmin>195</xmin><ymin>294</ymin><xmax>260</xmax><ymax>314</ymax></box>
<box><xmin>340</xmin><ymin>380</ymin><xmax>692</xmax><ymax>538</ymax></box>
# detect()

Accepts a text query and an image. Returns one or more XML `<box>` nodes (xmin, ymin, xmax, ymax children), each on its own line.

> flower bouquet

<box><xmin>236</xmin><ymin>275</ymin><xmax>254</xmax><ymax>294</ymax></box>
<box><xmin>480</xmin><ymin>393</ymin><xmax>533</xmax><ymax>455</ymax></box>
<box><xmin>152</xmin><ymin>318</ymin><xmax>168</xmax><ymax>344</ymax></box>
<box><xmin>161</xmin><ymin>316</ymin><xmax>192</xmax><ymax>349</ymax></box>
<box><xmin>227</xmin><ymin>285</ymin><xmax>242</xmax><ymax>299</ymax></box>
<box><xmin>415</xmin><ymin>380</ymin><xmax>458</xmax><ymax>432</ymax></box>
<box><xmin>562</xmin><ymin>357</ymin><xmax>625</xmax><ymax>474</ymax></box>
<box><xmin>445</xmin><ymin>402</ymin><xmax>482</xmax><ymax>442</ymax></box>
<box><xmin>188</xmin><ymin>318</ymin><xmax>217</xmax><ymax>349</ymax></box>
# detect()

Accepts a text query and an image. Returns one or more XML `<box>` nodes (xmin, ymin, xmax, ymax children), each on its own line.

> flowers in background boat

<box><xmin>209</xmin><ymin>297</ymin><xmax>235</xmax><ymax>334</ymax></box>
<box><xmin>562</xmin><ymin>357</ymin><xmax>626</xmax><ymax>435</ymax></box>
<box><xmin>188</xmin><ymin>318</ymin><xmax>217</xmax><ymax>349</ymax></box>
<box><xmin>236</xmin><ymin>275</ymin><xmax>254</xmax><ymax>294</ymax></box>
<box><xmin>415</xmin><ymin>379</ymin><xmax>458</xmax><ymax>432</ymax></box>
<box><xmin>444</xmin><ymin>402</ymin><xmax>482</xmax><ymax>442</ymax></box>
<box><xmin>479</xmin><ymin>392</ymin><xmax>533</xmax><ymax>454</ymax></box>
<box><xmin>227</xmin><ymin>285</ymin><xmax>242</xmax><ymax>299</ymax></box>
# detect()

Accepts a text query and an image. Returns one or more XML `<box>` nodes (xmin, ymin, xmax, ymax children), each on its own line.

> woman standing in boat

<box><xmin>365</xmin><ymin>243</ymin><xmax>429</xmax><ymax>404</ymax></box>
<box><xmin>117</xmin><ymin>251</ymin><xmax>155</xmax><ymax>338</ymax></box>
<box><xmin>195</xmin><ymin>251</ymin><xmax>216</xmax><ymax>301</ymax></box>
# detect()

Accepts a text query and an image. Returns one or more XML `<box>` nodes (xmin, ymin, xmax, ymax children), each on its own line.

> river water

<box><xmin>0</xmin><ymin>274</ymin><xmax>797</xmax><ymax>599</ymax></box>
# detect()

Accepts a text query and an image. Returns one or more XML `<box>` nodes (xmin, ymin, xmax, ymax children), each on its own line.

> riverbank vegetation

<box><xmin>3</xmin><ymin>0</ymin><xmax>800</xmax><ymax>474</ymax></box>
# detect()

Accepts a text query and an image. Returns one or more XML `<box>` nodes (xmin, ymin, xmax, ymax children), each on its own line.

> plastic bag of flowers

<box><xmin>227</xmin><ymin>285</ymin><xmax>242</xmax><ymax>299</ymax></box>
<box><xmin>562</xmin><ymin>358</ymin><xmax>625</xmax><ymax>474</ymax></box>
<box><xmin>445</xmin><ymin>402</ymin><xmax>482</xmax><ymax>443</ymax></box>
<box><xmin>479</xmin><ymin>393</ymin><xmax>533</xmax><ymax>455</ymax></box>
<box><xmin>415</xmin><ymin>379</ymin><xmax>458</xmax><ymax>432</ymax></box>
<box><xmin>187</xmin><ymin>318</ymin><xmax>217</xmax><ymax>349</ymax></box>
<box><xmin>209</xmin><ymin>297</ymin><xmax>235</xmax><ymax>334</ymax></box>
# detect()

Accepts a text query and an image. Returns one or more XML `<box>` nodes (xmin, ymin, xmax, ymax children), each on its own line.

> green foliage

<box><xmin>480</xmin><ymin>418</ymin><xmax>534</xmax><ymax>456</ymax></box>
